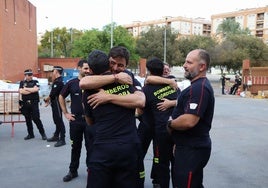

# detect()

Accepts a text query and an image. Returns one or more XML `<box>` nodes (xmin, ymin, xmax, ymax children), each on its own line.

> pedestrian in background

<box><xmin>167</xmin><ymin>49</ymin><xmax>215</xmax><ymax>188</ymax></box>
<box><xmin>19</xmin><ymin>69</ymin><xmax>47</xmax><ymax>140</ymax></box>
<box><xmin>221</xmin><ymin>73</ymin><xmax>226</xmax><ymax>95</ymax></box>
<box><xmin>229</xmin><ymin>74</ymin><xmax>242</xmax><ymax>95</ymax></box>
<box><xmin>44</xmin><ymin>66</ymin><xmax>66</xmax><ymax>147</ymax></box>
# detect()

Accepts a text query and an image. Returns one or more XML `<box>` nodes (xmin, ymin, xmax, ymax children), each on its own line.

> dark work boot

<box><xmin>47</xmin><ymin>135</ymin><xmax>59</xmax><ymax>142</ymax></box>
<box><xmin>153</xmin><ymin>184</ymin><xmax>161</xmax><ymax>188</ymax></box>
<box><xmin>54</xmin><ymin>140</ymin><xmax>66</xmax><ymax>147</ymax></box>
<box><xmin>41</xmin><ymin>133</ymin><xmax>47</xmax><ymax>140</ymax></box>
<box><xmin>24</xmin><ymin>135</ymin><xmax>35</xmax><ymax>140</ymax></box>
<box><xmin>63</xmin><ymin>171</ymin><xmax>78</xmax><ymax>182</ymax></box>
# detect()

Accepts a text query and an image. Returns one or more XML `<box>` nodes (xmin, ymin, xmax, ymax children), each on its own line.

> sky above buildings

<box><xmin>30</xmin><ymin>0</ymin><xmax>268</xmax><ymax>33</ymax></box>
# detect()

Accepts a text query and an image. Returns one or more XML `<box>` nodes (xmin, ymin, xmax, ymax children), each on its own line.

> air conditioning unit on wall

<box><xmin>43</xmin><ymin>65</ymin><xmax>54</xmax><ymax>72</ymax></box>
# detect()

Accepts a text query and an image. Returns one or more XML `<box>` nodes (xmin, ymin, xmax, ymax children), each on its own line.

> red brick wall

<box><xmin>139</xmin><ymin>58</ymin><xmax>146</xmax><ymax>77</ymax></box>
<box><xmin>38</xmin><ymin>57</ymin><xmax>81</xmax><ymax>79</ymax></box>
<box><xmin>242</xmin><ymin>60</ymin><xmax>268</xmax><ymax>94</ymax></box>
<box><xmin>0</xmin><ymin>0</ymin><xmax>37</xmax><ymax>82</ymax></box>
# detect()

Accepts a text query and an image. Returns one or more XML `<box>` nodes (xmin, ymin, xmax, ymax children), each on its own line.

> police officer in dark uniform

<box><xmin>44</xmin><ymin>66</ymin><xmax>66</xmax><ymax>147</ymax></box>
<box><xmin>19</xmin><ymin>69</ymin><xmax>47</xmax><ymax>140</ymax></box>
<box><xmin>59</xmin><ymin>60</ymin><xmax>94</xmax><ymax>182</ymax></box>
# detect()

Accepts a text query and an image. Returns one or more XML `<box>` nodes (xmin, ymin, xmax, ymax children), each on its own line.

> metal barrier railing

<box><xmin>0</xmin><ymin>90</ymin><xmax>25</xmax><ymax>137</ymax></box>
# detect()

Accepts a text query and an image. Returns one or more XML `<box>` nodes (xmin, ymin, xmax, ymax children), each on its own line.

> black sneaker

<box><xmin>63</xmin><ymin>171</ymin><xmax>78</xmax><ymax>182</ymax></box>
<box><xmin>153</xmin><ymin>184</ymin><xmax>161</xmax><ymax>188</ymax></box>
<box><xmin>41</xmin><ymin>133</ymin><xmax>47</xmax><ymax>140</ymax></box>
<box><xmin>54</xmin><ymin>140</ymin><xmax>66</xmax><ymax>147</ymax></box>
<box><xmin>24</xmin><ymin>135</ymin><xmax>35</xmax><ymax>140</ymax></box>
<box><xmin>47</xmin><ymin>136</ymin><xmax>59</xmax><ymax>142</ymax></box>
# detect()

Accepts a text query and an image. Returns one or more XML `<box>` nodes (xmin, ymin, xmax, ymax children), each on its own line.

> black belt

<box><xmin>23</xmin><ymin>100</ymin><xmax>37</xmax><ymax>104</ymax></box>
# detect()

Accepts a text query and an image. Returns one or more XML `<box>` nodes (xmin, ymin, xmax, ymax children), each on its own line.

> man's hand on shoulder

<box><xmin>116</xmin><ymin>72</ymin><xmax>133</xmax><ymax>85</ymax></box>
<box><xmin>87</xmin><ymin>89</ymin><xmax>109</xmax><ymax>109</ymax></box>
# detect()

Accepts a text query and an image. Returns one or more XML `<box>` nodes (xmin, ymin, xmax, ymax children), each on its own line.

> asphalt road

<box><xmin>0</xmin><ymin>91</ymin><xmax>268</xmax><ymax>188</ymax></box>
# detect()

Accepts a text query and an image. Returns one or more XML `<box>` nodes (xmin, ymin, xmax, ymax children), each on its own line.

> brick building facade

<box><xmin>0</xmin><ymin>0</ymin><xmax>37</xmax><ymax>82</ymax></box>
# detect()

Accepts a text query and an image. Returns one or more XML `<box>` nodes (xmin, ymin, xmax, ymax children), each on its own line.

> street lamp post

<box><xmin>163</xmin><ymin>16</ymin><xmax>169</xmax><ymax>63</ymax></box>
<box><xmin>110</xmin><ymin>0</ymin><xmax>114</xmax><ymax>48</ymax></box>
<box><xmin>50</xmin><ymin>30</ymin><xmax>54</xmax><ymax>58</ymax></box>
<box><xmin>46</xmin><ymin>16</ymin><xmax>54</xmax><ymax>58</ymax></box>
<box><xmin>70</xmin><ymin>28</ymin><xmax>73</xmax><ymax>44</ymax></box>
<box><xmin>164</xmin><ymin>22</ymin><xmax>167</xmax><ymax>63</ymax></box>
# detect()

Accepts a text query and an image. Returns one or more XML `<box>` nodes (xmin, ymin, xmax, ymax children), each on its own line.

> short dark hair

<box><xmin>108</xmin><ymin>46</ymin><xmax>130</xmax><ymax>65</ymax></box>
<box><xmin>198</xmin><ymin>49</ymin><xmax>210</xmax><ymax>70</ymax></box>
<box><xmin>53</xmin><ymin>66</ymin><xmax>63</xmax><ymax>75</ymax></box>
<box><xmin>146</xmin><ymin>57</ymin><xmax>164</xmax><ymax>76</ymax></box>
<box><xmin>88</xmin><ymin>50</ymin><xmax>110</xmax><ymax>75</ymax></box>
<box><xmin>77</xmin><ymin>59</ymin><xmax>88</xmax><ymax>68</ymax></box>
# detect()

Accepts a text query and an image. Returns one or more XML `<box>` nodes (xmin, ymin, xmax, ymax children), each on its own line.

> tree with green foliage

<box><xmin>71</xmin><ymin>29</ymin><xmax>104</xmax><ymax>59</ymax></box>
<box><xmin>212</xmin><ymin>18</ymin><xmax>268</xmax><ymax>73</ymax></box>
<box><xmin>38</xmin><ymin>25</ymin><xmax>138</xmax><ymax>69</ymax></box>
<box><xmin>177</xmin><ymin>35</ymin><xmax>217</xmax><ymax>67</ymax></box>
<box><xmin>71</xmin><ymin>24</ymin><xmax>138</xmax><ymax>68</ymax></box>
<box><xmin>210</xmin><ymin>40</ymin><xmax>247</xmax><ymax>73</ymax></box>
<box><xmin>102</xmin><ymin>24</ymin><xmax>139</xmax><ymax>68</ymax></box>
<box><xmin>216</xmin><ymin>18</ymin><xmax>250</xmax><ymax>38</ymax></box>
<box><xmin>136</xmin><ymin>26</ymin><xmax>183</xmax><ymax>66</ymax></box>
<box><xmin>39</xmin><ymin>27</ymin><xmax>83</xmax><ymax>58</ymax></box>
<box><xmin>226</xmin><ymin>35</ymin><xmax>268</xmax><ymax>67</ymax></box>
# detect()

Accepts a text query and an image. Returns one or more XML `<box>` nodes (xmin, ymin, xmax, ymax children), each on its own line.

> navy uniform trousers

<box><xmin>51</xmin><ymin>98</ymin><xmax>65</xmax><ymax>140</ymax></box>
<box><xmin>68</xmin><ymin>115</ymin><xmax>94</xmax><ymax>173</ymax></box>
<box><xmin>21</xmin><ymin>100</ymin><xmax>45</xmax><ymax>136</ymax></box>
<box><xmin>87</xmin><ymin>143</ymin><xmax>139</xmax><ymax>188</ymax></box>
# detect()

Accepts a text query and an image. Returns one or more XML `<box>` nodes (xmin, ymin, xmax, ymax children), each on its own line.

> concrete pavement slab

<box><xmin>1</xmin><ymin>94</ymin><xmax>268</xmax><ymax>188</ymax></box>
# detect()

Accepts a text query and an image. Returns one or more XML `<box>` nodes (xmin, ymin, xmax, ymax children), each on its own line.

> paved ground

<box><xmin>1</xmin><ymin>83</ymin><xmax>268</xmax><ymax>188</ymax></box>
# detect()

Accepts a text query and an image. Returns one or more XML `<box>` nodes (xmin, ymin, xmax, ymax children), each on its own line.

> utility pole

<box><xmin>110</xmin><ymin>0</ymin><xmax>114</xmax><ymax>48</ymax></box>
<box><xmin>46</xmin><ymin>16</ymin><xmax>53</xmax><ymax>58</ymax></box>
<box><xmin>164</xmin><ymin>19</ymin><xmax>167</xmax><ymax>63</ymax></box>
<box><xmin>163</xmin><ymin>16</ymin><xmax>170</xmax><ymax>63</ymax></box>
<box><xmin>50</xmin><ymin>30</ymin><xmax>54</xmax><ymax>58</ymax></box>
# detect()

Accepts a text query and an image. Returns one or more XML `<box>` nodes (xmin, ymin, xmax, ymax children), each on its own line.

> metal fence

<box><xmin>0</xmin><ymin>91</ymin><xmax>25</xmax><ymax>137</ymax></box>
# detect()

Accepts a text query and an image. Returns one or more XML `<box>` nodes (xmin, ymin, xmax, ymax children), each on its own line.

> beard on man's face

<box><xmin>184</xmin><ymin>71</ymin><xmax>197</xmax><ymax>80</ymax></box>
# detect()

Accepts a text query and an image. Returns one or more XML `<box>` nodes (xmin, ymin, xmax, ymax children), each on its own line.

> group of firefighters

<box><xmin>18</xmin><ymin>46</ymin><xmax>215</xmax><ymax>188</ymax></box>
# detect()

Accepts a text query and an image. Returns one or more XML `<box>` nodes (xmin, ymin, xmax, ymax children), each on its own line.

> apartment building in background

<box><xmin>123</xmin><ymin>16</ymin><xmax>211</xmax><ymax>38</ymax></box>
<box><xmin>211</xmin><ymin>6</ymin><xmax>268</xmax><ymax>44</ymax></box>
<box><xmin>0</xmin><ymin>0</ymin><xmax>37</xmax><ymax>82</ymax></box>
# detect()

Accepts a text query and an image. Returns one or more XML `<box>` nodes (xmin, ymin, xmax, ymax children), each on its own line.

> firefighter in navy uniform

<box><xmin>19</xmin><ymin>69</ymin><xmax>47</xmax><ymax>140</ymax></box>
<box><xmin>59</xmin><ymin>59</ymin><xmax>94</xmax><ymax>182</ymax></box>
<box><xmin>44</xmin><ymin>66</ymin><xmax>66</xmax><ymax>147</ymax></box>
<box><xmin>81</xmin><ymin>49</ymin><xmax>145</xmax><ymax>188</ymax></box>
<box><xmin>137</xmin><ymin>59</ymin><xmax>179</xmax><ymax>188</ymax></box>
<box><xmin>167</xmin><ymin>49</ymin><xmax>214</xmax><ymax>188</ymax></box>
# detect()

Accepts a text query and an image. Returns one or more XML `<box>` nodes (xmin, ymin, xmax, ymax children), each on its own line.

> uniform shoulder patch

<box><xmin>190</xmin><ymin>103</ymin><xmax>198</xmax><ymax>109</ymax></box>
